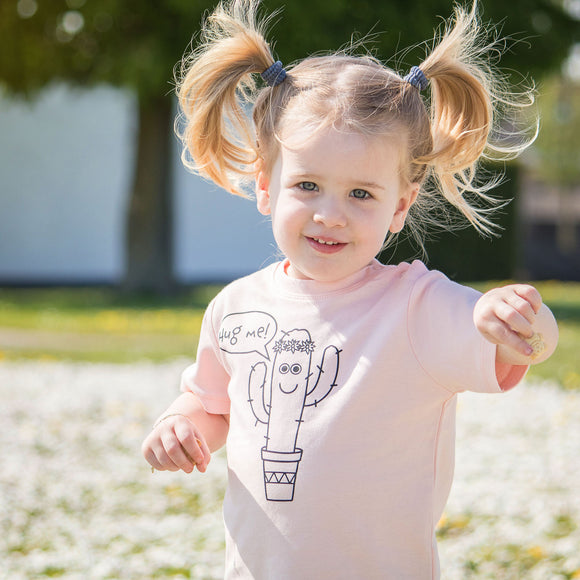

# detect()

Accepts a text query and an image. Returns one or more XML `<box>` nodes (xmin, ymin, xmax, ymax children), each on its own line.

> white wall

<box><xmin>0</xmin><ymin>84</ymin><xmax>132</xmax><ymax>283</ymax></box>
<box><xmin>0</xmin><ymin>84</ymin><xmax>277</xmax><ymax>284</ymax></box>
<box><xmin>173</xmin><ymin>165</ymin><xmax>278</xmax><ymax>282</ymax></box>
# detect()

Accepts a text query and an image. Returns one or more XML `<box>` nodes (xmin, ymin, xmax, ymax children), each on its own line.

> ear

<box><xmin>389</xmin><ymin>182</ymin><xmax>420</xmax><ymax>233</ymax></box>
<box><xmin>256</xmin><ymin>170</ymin><xmax>271</xmax><ymax>216</ymax></box>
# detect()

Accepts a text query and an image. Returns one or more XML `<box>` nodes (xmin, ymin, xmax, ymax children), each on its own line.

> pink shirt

<box><xmin>181</xmin><ymin>259</ymin><xmax>527</xmax><ymax>579</ymax></box>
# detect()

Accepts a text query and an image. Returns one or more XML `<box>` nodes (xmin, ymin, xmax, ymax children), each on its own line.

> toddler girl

<box><xmin>142</xmin><ymin>1</ymin><xmax>558</xmax><ymax>577</ymax></box>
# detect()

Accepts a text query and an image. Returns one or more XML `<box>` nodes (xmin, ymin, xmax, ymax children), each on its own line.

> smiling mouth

<box><xmin>312</xmin><ymin>237</ymin><xmax>340</xmax><ymax>246</ymax></box>
<box><xmin>306</xmin><ymin>236</ymin><xmax>347</xmax><ymax>254</ymax></box>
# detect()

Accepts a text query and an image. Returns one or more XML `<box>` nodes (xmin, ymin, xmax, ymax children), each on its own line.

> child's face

<box><xmin>256</xmin><ymin>126</ymin><xmax>419</xmax><ymax>283</ymax></box>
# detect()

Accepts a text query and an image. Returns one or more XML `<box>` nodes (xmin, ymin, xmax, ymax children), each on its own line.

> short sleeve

<box><xmin>407</xmin><ymin>268</ymin><xmax>527</xmax><ymax>394</ymax></box>
<box><xmin>180</xmin><ymin>299</ymin><xmax>231</xmax><ymax>414</ymax></box>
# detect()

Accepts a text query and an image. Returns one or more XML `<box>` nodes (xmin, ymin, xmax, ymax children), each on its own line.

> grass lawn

<box><xmin>0</xmin><ymin>281</ymin><xmax>578</xmax><ymax>388</ymax></box>
<box><xmin>0</xmin><ymin>286</ymin><xmax>222</xmax><ymax>364</ymax></box>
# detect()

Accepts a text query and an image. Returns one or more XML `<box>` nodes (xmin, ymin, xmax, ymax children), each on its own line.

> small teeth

<box><xmin>313</xmin><ymin>238</ymin><xmax>339</xmax><ymax>245</ymax></box>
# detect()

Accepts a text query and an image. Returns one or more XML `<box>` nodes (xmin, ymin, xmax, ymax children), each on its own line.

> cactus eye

<box><xmin>279</xmin><ymin>363</ymin><xmax>290</xmax><ymax>374</ymax></box>
<box><xmin>290</xmin><ymin>364</ymin><xmax>302</xmax><ymax>375</ymax></box>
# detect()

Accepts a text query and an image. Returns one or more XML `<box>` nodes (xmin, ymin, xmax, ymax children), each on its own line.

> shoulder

<box><xmin>399</xmin><ymin>260</ymin><xmax>447</xmax><ymax>283</ymax></box>
<box><xmin>368</xmin><ymin>260</ymin><xmax>450</xmax><ymax>296</ymax></box>
<box><xmin>368</xmin><ymin>259</ymin><xmax>443</xmax><ymax>280</ymax></box>
<box><xmin>378</xmin><ymin>259</ymin><xmax>474</xmax><ymax>296</ymax></box>
<box><xmin>379</xmin><ymin>260</ymin><xmax>482</xmax><ymax>334</ymax></box>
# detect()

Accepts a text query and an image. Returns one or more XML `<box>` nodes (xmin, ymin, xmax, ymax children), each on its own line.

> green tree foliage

<box><xmin>0</xmin><ymin>0</ymin><xmax>578</xmax><ymax>288</ymax></box>
<box><xmin>0</xmin><ymin>0</ymin><xmax>209</xmax><ymax>99</ymax></box>
<box><xmin>266</xmin><ymin>0</ymin><xmax>577</xmax><ymax>80</ymax></box>
<box><xmin>532</xmin><ymin>76</ymin><xmax>580</xmax><ymax>186</ymax></box>
<box><xmin>1</xmin><ymin>0</ymin><xmax>577</xmax><ymax>95</ymax></box>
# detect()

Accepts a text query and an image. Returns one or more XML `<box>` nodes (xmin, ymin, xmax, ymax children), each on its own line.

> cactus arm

<box><xmin>248</xmin><ymin>361</ymin><xmax>270</xmax><ymax>425</ymax></box>
<box><xmin>304</xmin><ymin>345</ymin><xmax>340</xmax><ymax>407</ymax></box>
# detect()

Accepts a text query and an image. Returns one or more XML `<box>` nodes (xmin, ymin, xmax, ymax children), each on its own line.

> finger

<box><xmin>512</xmin><ymin>284</ymin><xmax>542</xmax><ymax>314</ymax></box>
<box><xmin>495</xmin><ymin>321</ymin><xmax>535</xmax><ymax>356</ymax></box>
<box><xmin>198</xmin><ymin>436</ymin><xmax>212</xmax><ymax>469</ymax></box>
<box><xmin>504</xmin><ymin>294</ymin><xmax>536</xmax><ymax>325</ymax></box>
<box><xmin>142</xmin><ymin>435</ymin><xmax>174</xmax><ymax>471</ymax></box>
<box><xmin>175</xmin><ymin>427</ymin><xmax>204</xmax><ymax>472</ymax></box>
<box><xmin>497</xmin><ymin>301</ymin><xmax>534</xmax><ymax>338</ymax></box>
<box><xmin>178</xmin><ymin>428</ymin><xmax>210</xmax><ymax>473</ymax></box>
<box><xmin>143</xmin><ymin>447</ymin><xmax>165</xmax><ymax>472</ymax></box>
<box><xmin>149</xmin><ymin>446</ymin><xmax>180</xmax><ymax>472</ymax></box>
<box><xmin>154</xmin><ymin>442</ymin><xmax>183</xmax><ymax>471</ymax></box>
<box><xmin>482</xmin><ymin>317</ymin><xmax>531</xmax><ymax>352</ymax></box>
<box><xmin>160</xmin><ymin>431</ymin><xmax>196</xmax><ymax>473</ymax></box>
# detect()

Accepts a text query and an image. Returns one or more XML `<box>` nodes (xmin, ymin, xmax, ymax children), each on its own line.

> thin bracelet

<box><xmin>152</xmin><ymin>412</ymin><xmax>192</xmax><ymax>430</ymax></box>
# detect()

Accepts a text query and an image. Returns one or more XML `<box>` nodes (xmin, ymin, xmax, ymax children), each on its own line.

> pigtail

<box><xmin>416</xmin><ymin>3</ymin><xmax>537</xmax><ymax>234</ymax></box>
<box><xmin>176</xmin><ymin>0</ymin><xmax>277</xmax><ymax>195</ymax></box>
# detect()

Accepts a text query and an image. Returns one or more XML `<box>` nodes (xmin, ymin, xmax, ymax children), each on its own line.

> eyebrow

<box><xmin>355</xmin><ymin>181</ymin><xmax>386</xmax><ymax>191</ymax></box>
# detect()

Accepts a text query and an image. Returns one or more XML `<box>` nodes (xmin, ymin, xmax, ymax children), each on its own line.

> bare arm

<box><xmin>141</xmin><ymin>391</ymin><xmax>229</xmax><ymax>474</ymax></box>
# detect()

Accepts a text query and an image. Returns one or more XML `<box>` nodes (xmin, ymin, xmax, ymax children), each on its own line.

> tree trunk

<box><xmin>123</xmin><ymin>95</ymin><xmax>175</xmax><ymax>294</ymax></box>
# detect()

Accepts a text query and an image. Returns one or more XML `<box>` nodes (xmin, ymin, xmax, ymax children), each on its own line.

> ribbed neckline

<box><xmin>271</xmin><ymin>259</ymin><xmax>383</xmax><ymax>299</ymax></box>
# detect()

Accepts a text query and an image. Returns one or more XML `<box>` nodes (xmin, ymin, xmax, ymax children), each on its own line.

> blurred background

<box><xmin>0</xmin><ymin>0</ymin><xmax>579</xmax><ymax>292</ymax></box>
<box><xmin>1</xmin><ymin>1</ymin><xmax>580</xmax><ymax>578</ymax></box>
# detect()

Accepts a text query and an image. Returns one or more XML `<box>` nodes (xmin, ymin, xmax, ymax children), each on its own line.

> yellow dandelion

<box><xmin>164</xmin><ymin>484</ymin><xmax>184</xmax><ymax>498</ymax></box>
<box><xmin>526</xmin><ymin>545</ymin><xmax>545</xmax><ymax>561</ymax></box>
<box><xmin>97</xmin><ymin>310</ymin><xmax>130</xmax><ymax>333</ymax></box>
<box><xmin>450</xmin><ymin>515</ymin><xmax>470</xmax><ymax>529</ymax></box>
<box><xmin>437</xmin><ymin>514</ymin><xmax>448</xmax><ymax>529</ymax></box>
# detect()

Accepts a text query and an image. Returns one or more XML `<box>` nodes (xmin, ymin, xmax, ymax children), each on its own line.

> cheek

<box><xmin>358</xmin><ymin>209</ymin><xmax>393</xmax><ymax>246</ymax></box>
<box><xmin>271</xmin><ymin>196</ymin><xmax>307</xmax><ymax>230</ymax></box>
<box><xmin>269</xmin><ymin>203</ymin><xmax>300</xmax><ymax>254</ymax></box>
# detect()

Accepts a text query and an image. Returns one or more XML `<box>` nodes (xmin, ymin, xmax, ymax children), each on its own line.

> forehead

<box><xmin>276</xmin><ymin>125</ymin><xmax>404</xmax><ymax>179</ymax></box>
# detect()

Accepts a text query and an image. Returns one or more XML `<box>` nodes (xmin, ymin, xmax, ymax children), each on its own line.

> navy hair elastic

<box><xmin>403</xmin><ymin>66</ymin><xmax>429</xmax><ymax>92</ymax></box>
<box><xmin>261</xmin><ymin>61</ymin><xmax>287</xmax><ymax>87</ymax></box>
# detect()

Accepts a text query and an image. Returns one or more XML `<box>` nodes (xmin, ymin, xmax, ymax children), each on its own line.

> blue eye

<box><xmin>299</xmin><ymin>182</ymin><xmax>318</xmax><ymax>191</ymax></box>
<box><xmin>351</xmin><ymin>189</ymin><xmax>371</xmax><ymax>199</ymax></box>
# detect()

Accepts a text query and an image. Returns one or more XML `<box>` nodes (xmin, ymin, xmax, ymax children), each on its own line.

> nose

<box><xmin>312</xmin><ymin>194</ymin><xmax>347</xmax><ymax>228</ymax></box>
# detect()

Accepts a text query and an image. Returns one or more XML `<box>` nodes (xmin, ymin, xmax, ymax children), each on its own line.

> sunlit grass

<box><xmin>0</xmin><ymin>287</ymin><xmax>222</xmax><ymax>363</ymax></box>
<box><xmin>0</xmin><ymin>287</ymin><xmax>221</xmax><ymax>333</ymax></box>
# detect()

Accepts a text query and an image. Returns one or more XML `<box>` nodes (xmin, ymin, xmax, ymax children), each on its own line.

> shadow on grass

<box><xmin>0</xmin><ymin>286</ymin><xmax>224</xmax><ymax>311</ymax></box>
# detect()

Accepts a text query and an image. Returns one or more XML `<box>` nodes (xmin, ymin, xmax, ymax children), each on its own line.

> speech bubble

<box><xmin>218</xmin><ymin>311</ymin><xmax>277</xmax><ymax>360</ymax></box>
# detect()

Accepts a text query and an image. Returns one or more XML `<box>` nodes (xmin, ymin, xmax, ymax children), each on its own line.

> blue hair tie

<box><xmin>261</xmin><ymin>61</ymin><xmax>287</xmax><ymax>87</ymax></box>
<box><xmin>403</xmin><ymin>66</ymin><xmax>429</xmax><ymax>92</ymax></box>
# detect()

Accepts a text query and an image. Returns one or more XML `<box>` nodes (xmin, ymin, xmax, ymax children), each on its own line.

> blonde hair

<box><xmin>176</xmin><ymin>0</ymin><xmax>536</xmax><ymax>247</ymax></box>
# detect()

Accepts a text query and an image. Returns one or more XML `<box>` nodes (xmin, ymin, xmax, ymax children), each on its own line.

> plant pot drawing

<box><xmin>261</xmin><ymin>447</ymin><xmax>303</xmax><ymax>501</ymax></box>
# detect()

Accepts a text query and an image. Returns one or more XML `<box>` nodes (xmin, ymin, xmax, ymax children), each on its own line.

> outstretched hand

<box><xmin>474</xmin><ymin>284</ymin><xmax>541</xmax><ymax>359</ymax></box>
<box><xmin>474</xmin><ymin>283</ymin><xmax>558</xmax><ymax>365</ymax></box>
